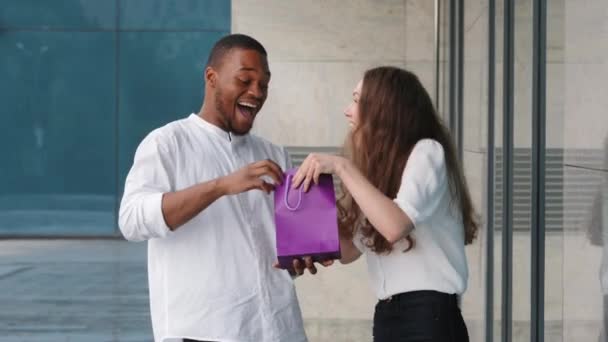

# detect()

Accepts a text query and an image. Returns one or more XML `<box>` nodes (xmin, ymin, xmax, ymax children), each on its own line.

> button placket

<box><xmin>231</xmin><ymin>143</ymin><xmax>274</xmax><ymax>337</ymax></box>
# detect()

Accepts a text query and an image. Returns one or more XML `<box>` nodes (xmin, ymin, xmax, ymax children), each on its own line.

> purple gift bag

<box><xmin>274</xmin><ymin>168</ymin><xmax>341</xmax><ymax>270</ymax></box>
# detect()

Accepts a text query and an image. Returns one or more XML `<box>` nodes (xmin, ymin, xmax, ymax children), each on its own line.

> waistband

<box><xmin>379</xmin><ymin>290</ymin><xmax>459</xmax><ymax>304</ymax></box>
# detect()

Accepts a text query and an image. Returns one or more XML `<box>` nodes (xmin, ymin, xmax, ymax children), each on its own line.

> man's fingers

<box><xmin>304</xmin><ymin>257</ymin><xmax>317</xmax><ymax>275</ymax></box>
<box><xmin>255</xmin><ymin>165</ymin><xmax>282</xmax><ymax>185</ymax></box>
<box><xmin>293</xmin><ymin>259</ymin><xmax>304</xmax><ymax>276</ymax></box>
<box><xmin>263</xmin><ymin>159</ymin><xmax>284</xmax><ymax>184</ymax></box>
<box><xmin>285</xmin><ymin>257</ymin><xmax>333</xmax><ymax>275</ymax></box>
<box><xmin>320</xmin><ymin>260</ymin><xmax>334</xmax><ymax>267</ymax></box>
<box><xmin>253</xmin><ymin>159</ymin><xmax>281</xmax><ymax>170</ymax></box>
<box><xmin>272</xmin><ymin>261</ymin><xmax>298</xmax><ymax>276</ymax></box>
<box><xmin>267</xmin><ymin>159</ymin><xmax>284</xmax><ymax>179</ymax></box>
<box><xmin>252</xmin><ymin>160</ymin><xmax>284</xmax><ymax>184</ymax></box>
<box><xmin>252</xmin><ymin>179</ymin><xmax>273</xmax><ymax>194</ymax></box>
<box><xmin>260</xmin><ymin>181</ymin><xmax>275</xmax><ymax>194</ymax></box>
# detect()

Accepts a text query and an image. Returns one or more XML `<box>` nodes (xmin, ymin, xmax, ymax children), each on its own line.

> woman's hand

<box><xmin>292</xmin><ymin>153</ymin><xmax>344</xmax><ymax>192</ymax></box>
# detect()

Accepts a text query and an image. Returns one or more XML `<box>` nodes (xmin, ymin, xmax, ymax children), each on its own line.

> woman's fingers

<box><xmin>313</xmin><ymin>168</ymin><xmax>321</xmax><ymax>185</ymax></box>
<box><xmin>292</xmin><ymin>157</ymin><xmax>310</xmax><ymax>189</ymax></box>
<box><xmin>303</xmin><ymin>163</ymin><xmax>316</xmax><ymax>192</ymax></box>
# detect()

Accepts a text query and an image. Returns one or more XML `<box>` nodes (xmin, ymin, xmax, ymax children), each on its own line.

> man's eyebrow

<box><xmin>239</xmin><ymin>67</ymin><xmax>271</xmax><ymax>77</ymax></box>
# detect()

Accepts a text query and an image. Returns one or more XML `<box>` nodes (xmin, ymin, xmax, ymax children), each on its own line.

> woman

<box><xmin>292</xmin><ymin>66</ymin><xmax>478</xmax><ymax>341</ymax></box>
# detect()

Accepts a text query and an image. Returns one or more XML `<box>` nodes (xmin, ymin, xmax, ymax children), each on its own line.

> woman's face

<box><xmin>344</xmin><ymin>80</ymin><xmax>362</xmax><ymax>129</ymax></box>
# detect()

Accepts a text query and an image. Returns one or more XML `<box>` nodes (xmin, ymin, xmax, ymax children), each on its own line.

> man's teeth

<box><xmin>238</xmin><ymin>102</ymin><xmax>257</xmax><ymax>109</ymax></box>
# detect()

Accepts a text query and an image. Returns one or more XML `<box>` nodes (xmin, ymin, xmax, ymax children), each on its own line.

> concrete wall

<box><xmin>233</xmin><ymin>0</ymin><xmax>436</xmax><ymax>148</ymax></box>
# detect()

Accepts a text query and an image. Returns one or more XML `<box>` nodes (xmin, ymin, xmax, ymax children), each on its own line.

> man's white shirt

<box><xmin>119</xmin><ymin>114</ymin><xmax>307</xmax><ymax>342</ymax></box>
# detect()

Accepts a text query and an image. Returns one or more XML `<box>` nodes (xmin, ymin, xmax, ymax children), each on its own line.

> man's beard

<box><xmin>214</xmin><ymin>88</ymin><xmax>233</xmax><ymax>132</ymax></box>
<box><xmin>214</xmin><ymin>88</ymin><xmax>250</xmax><ymax>136</ymax></box>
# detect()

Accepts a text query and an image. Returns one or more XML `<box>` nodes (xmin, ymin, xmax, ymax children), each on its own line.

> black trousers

<box><xmin>373</xmin><ymin>290</ymin><xmax>469</xmax><ymax>342</ymax></box>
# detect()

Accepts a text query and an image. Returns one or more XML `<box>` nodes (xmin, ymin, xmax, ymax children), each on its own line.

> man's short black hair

<box><xmin>206</xmin><ymin>34</ymin><xmax>267</xmax><ymax>69</ymax></box>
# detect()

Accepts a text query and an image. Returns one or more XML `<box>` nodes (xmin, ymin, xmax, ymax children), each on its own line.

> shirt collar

<box><xmin>188</xmin><ymin>113</ymin><xmax>247</xmax><ymax>144</ymax></box>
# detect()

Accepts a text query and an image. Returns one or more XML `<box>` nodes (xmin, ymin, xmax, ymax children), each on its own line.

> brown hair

<box><xmin>337</xmin><ymin>66</ymin><xmax>479</xmax><ymax>254</ymax></box>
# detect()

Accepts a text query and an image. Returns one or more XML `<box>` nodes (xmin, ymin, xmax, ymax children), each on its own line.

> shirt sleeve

<box><xmin>393</xmin><ymin>139</ymin><xmax>449</xmax><ymax>229</ymax></box>
<box><xmin>118</xmin><ymin>131</ymin><xmax>174</xmax><ymax>241</ymax></box>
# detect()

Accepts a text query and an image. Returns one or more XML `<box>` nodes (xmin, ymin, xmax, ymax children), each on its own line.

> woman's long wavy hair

<box><xmin>337</xmin><ymin>66</ymin><xmax>479</xmax><ymax>254</ymax></box>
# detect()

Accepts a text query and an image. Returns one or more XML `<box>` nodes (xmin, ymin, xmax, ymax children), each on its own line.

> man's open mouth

<box><xmin>237</xmin><ymin>101</ymin><xmax>258</xmax><ymax>119</ymax></box>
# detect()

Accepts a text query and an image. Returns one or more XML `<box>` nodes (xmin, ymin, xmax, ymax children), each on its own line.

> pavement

<box><xmin>0</xmin><ymin>237</ymin><xmax>604</xmax><ymax>342</ymax></box>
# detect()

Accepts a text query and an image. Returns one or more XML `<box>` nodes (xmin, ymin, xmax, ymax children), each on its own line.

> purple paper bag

<box><xmin>274</xmin><ymin>168</ymin><xmax>341</xmax><ymax>270</ymax></box>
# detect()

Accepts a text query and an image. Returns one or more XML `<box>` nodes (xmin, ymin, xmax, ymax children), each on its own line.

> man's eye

<box><xmin>238</xmin><ymin>78</ymin><xmax>250</xmax><ymax>84</ymax></box>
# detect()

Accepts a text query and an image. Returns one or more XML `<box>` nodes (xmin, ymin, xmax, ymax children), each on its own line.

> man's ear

<box><xmin>205</xmin><ymin>67</ymin><xmax>217</xmax><ymax>88</ymax></box>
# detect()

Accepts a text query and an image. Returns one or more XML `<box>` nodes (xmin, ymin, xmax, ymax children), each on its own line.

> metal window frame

<box><xmin>447</xmin><ymin>0</ymin><xmax>464</xmax><ymax>162</ymax></box>
<box><xmin>502</xmin><ymin>0</ymin><xmax>515</xmax><ymax>341</ymax></box>
<box><xmin>448</xmin><ymin>0</ymin><xmax>457</xmax><ymax>140</ymax></box>
<box><xmin>531</xmin><ymin>0</ymin><xmax>547</xmax><ymax>341</ymax></box>
<box><xmin>456</xmin><ymin>0</ymin><xmax>464</xmax><ymax>161</ymax></box>
<box><xmin>486</xmin><ymin>0</ymin><xmax>496</xmax><ymax>341</ymax></box>
<box><xmin>434</xmin><ymin>0</ymin><xmax>441</xmax><ymax>111</ymax></box>
<box><xmin>114</xmin><ymin>0</ymin><xmax>121</xmax><ymax>236</ymax></box>
<box><xmin>439</xmin><ymin>0</ymin><xmax>548</xmax><ymax>340</ymax></box>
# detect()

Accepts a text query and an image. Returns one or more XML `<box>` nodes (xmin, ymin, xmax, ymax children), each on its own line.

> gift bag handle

<box><xmin>284</xmin><ymin>174</ymin><xmax>303</xmax><ymax>211</ymax></box>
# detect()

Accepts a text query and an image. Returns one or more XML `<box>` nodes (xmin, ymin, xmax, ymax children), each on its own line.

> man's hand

<box><xmin>219</xmin><ymin>159</ymin><xmax>284</xmax><ymax>195</ymax></box>
<box><xmin>273</xmin><ymin>257</ymin><xmax>335</xmax><ymax>276</ymax></box>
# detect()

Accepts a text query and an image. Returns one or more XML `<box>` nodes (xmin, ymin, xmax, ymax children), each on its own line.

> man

<box><xmin>119</xmin><ymin>34</ymin><xmax>327</xmax><ymax>342</ymax></box>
